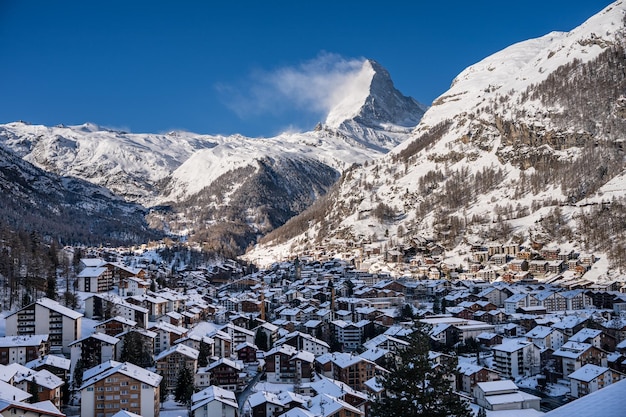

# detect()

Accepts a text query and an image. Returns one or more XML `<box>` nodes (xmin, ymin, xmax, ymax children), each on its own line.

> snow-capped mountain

<box><xmin>0</xmin><ymin>143</ymin><xmax>156</xmax><ymax>244</ymax></box>
<box><xmin>0</xmin><ymin>59</ymin><xmax>425</xmax><ymax>249</ymax></box>
<box><xmin>249</xmin><ymin>1</ymin><xmax>626</xmax><ymax>272</ymax></box>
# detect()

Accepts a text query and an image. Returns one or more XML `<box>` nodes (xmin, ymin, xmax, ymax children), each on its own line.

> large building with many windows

<box><xmin>79</xmin><ymin>360</ymin><xmax>161</xmax><ymax>417</ymax></box>
<box><xmin>5</xmin><ymin>297</ymin><xmax>82</xmax><ymax>355</ymax></box>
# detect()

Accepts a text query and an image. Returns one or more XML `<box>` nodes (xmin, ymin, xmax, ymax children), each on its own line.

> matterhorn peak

<box><xmin>322</xmin><ymin>59</ymin><xmax>426</xmax><ymax>150</ymax></box>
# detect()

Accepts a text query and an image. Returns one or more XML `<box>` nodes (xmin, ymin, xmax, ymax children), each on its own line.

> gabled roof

<box><xmin>154</xmin><ymin>343</ymin><xmax>199</xmax><ymax>362</ymax></box>
<box><xmin>79</xmin><ymin>360</ymin><xmax>161</xmax><ymax>390</ymax></box>
<box><xmin>0</xmin><ymin>379</ymin><xmax>31</xmax><ymax>402</ymax></box>
<box><xmin>191</xmin><ymin>385</ymin><xmax>238</xmax><ymax>411</ymax></box>
<box><xmin>6</xmin><ymin>297</ymin><xmax>83</xmax><ymax>320</ymax></box>
<box><xmin>69</xmin><ymin>331</ymin><xmax>120</xmax><ymax>346</ymax></box>
<box><xmin>0</xmin><ymin>399</ymin><xmax>63</xmax><ymax>417</ymax></box>
<box><xmin>0</xmin><ymin>334</ymin><xmax>49</xmax><ymax>348</ymax></box>
<box><xmin>77</xmin><ymin>266</ymin><xmax>109</xmax><ymax>278</ymax></box>
<box><xmin>206</xmin><ymin>358</ymin><xmax>244</xmax><ymax>371</ymax></box>
<box><xmin>568</xmin><ymin>364</ymin><xmax>611</xmax><ymax>382</ymax></box>
<box><xmin>25</xmin><ymin>355</ymin><xmax>71</xmax><ymax>372</ymax></box>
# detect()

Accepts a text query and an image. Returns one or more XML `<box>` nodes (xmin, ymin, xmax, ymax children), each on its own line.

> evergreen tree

<box><xmin>73</xmin><ymin>359</ymin><xmax>85</xmax><ymax>390</ymax></box>
<box><xmin>28</xmin><ymin>381</ymin><xmax>40</xmax><ymax>403</ymax></box>
<box><xmin>46</xmin><ymin>271</ymin><xmax>57</xmax><ymax>301</ymax></box>
<box><xmin>370</xmin><ymin>323</ymin><xmax>472</xmax><ymax>417</ymax></box>
<box><xmin>197</xmin><ymin>341</ymin><xmax>211</xmax><ymax>367</ymax></box>
<box><xmin>174</xmin><ymin>366</ymin><xmax>194</xmax><ymax>406</ymax></box>
<box><xmin>158</xmin><ymin>371</ymin><xmax>168</xmax><ymax>405</ymax></box>
<box><xmin>120</xmin><ymin>331</ymin><xmax>153</xmax><ymax>368</ymax></box>
<box><xmin>255</xmin><ymin>329</ymin><xmax>269</xmax><ymax>352</ymax></box>
<box><xmin>433</xmin><ymin>297</ymin><xmax>442</xmax><ymax>314</ymax></box>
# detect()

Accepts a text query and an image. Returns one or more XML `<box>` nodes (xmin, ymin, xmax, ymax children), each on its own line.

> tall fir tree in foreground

<box><xmin>370</xmin><ymin>322</ymin><xmax>472</xmax><ymax>417</ymax></box>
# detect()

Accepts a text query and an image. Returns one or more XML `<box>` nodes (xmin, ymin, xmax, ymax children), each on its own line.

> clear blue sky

<box><xmin>0</xmin><ymin>0</ymin><xmax>612</xmax><ymax>137</ymax></box>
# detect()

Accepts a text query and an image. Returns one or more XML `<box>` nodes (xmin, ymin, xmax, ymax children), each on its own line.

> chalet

<box><xmin>191</xmin><ymin>385</ymin><xmax>239</xmax><ymax>417</ymax></box>
<box><xmin>207</xmin><ymin>358</ymin><xmax>247</xmax><ymax>392</ymax></box>
<box><xmin>319</xmin><ymin>352</ymin><xmax>377</xmax><ymax>392</ymax></box>
<box><xmin>569</xmin><ymin>328</ymin><xmax>617</xmax><ymax>352</ymax></box>
<box><xmin>568</xmin><ymin>364</ymin><xmax>624</xmax><ymax>398</ymax></box>
<box><xmin>456</xmin><ymin>363</ymin><xmax>500</xmax><ymax>394</ymax></box>
<box><xmin>84</xmin><ymin>294</ymin><xmax>149</xmax><ymax>328</ymax></box>
<box><xmin>24</xmin><ymin>354</ymin><xmax>71</xmax><ymax>383</ymax></box>
<box><xmin>265</xmin><ymin>344</ymin><xmax>315</xmax><ymax>384</ymax></box>
<box><xmin>118</xmin><ymin>276</ymin><xmax>150</xmax><ymax>297</ymax></box>
<box><xmin>155</xmin><ymin>344</ymin><xmax>199</xmax><ymax>393</ymax></box>
<box><xmin>308</xmin><ymin>375</ymin><xmax>370</xmax><ymax>415</ymax></box>
<box><xmin>149</xmin><ymin>321</ymin><xmax>188</xmax><ymax>354</ymax></box>
<box><xmin>14</xmin><ymin>368</ymin><xmax>64</xmax><ymax>409</ymax></box>
<box><xmin>235</xmin><ymin>342</ymin><xmax>258</xmax><ymax>363</ymax></box>
<box><xmin>247</xmin><ymin>390</ymin><xmax>308</xmax><ymax>417</ymax></box>
<box><xmin>94</xmin><ymin>316</ymin><xmax>137</xmax><ymax>337</ymax></box>
<box><xmin>276</xmin><ymin>331</ymin><xmax>330</xmax><ymax>356</ymax></box>
<box><xmin>69</xmin><ymin>332</ymin><xmax>120</xmax><ymax>373</ymax></box>
<box><xmin>0</xmin><ymin>399</ymin><xmax>65</xmax><ymax>417</ymax></box>
<box><xmin>552</xmin><ymin>341</ymin><xmax>608</xmax><ymax>379</ymax></box>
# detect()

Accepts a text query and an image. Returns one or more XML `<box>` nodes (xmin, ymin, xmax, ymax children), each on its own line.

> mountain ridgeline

<box><xmin>254</xmin><ymin>2</ymin><xmax>626</xmax><ymax>271</ymax></box>
<box><xmin>0</xmin><ymin>59</ymin><xmax>425</xmax><ymax>254</ymax></box>
<box><xmin>3</xmin><ymin>3</ymin><xmax>626</xmax><ymax>268</ymax></box>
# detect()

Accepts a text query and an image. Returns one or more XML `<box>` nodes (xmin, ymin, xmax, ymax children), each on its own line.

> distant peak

<box><xmin>324</xmin><ymin>60</ymin><xmax>376</xmax><ymax>129</ymax></box>
<box><xmin>324</xmin><ymin>59</ymin><xmax>425</xmax><ymax>130</ymax></box>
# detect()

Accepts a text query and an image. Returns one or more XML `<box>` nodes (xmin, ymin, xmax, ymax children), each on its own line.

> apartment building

<box><xmin>5</xmin><ymin>297</ymin><xmax>82</xmax><ymax>355</ymax></box>
<box><xmin>79</xmin><ymin>360</ymin><xmax>162</xmax><ymax>417</ymax></box>
<box><xmin>492</xmin><ymin>339</ymin><xmax>541</xmax><ymax>379</ymax></box>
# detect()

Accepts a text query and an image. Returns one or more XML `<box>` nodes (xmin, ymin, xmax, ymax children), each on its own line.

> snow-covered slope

<box><xmin>0</xmin><ymin>60</ymin><xmax>426</xmax><ymax>252</ymax></box>
<box><xmin>249</xmin><ymin>1</ymin><xmax>626</xmax><ymax>273</ymax></box>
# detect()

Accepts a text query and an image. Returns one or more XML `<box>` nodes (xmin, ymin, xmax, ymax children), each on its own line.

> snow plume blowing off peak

<box><xmin>325</xmin><ymin>59</ymin><xmax>427</xmax><ymax>130</ymax></box>
<box><xmin>221</xmin><ymin>53</ymin><xmax>425</xmax><ymax>135</ymax></box>
<box><xmin>221</xmin><ymin>53</ymin><xmax>368</xmax><ymax>132</ymax></box>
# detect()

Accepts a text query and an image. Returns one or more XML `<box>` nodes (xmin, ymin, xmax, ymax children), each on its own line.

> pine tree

<box><xmin>255</xmin><ymin>329</ymin><xmax>269</xmax><ymax>352</ymax></box>
<box><xmin>28</xmin><ymin>381</ymin><xmax>40</xmax><ymax>403</ymax></box>
<box><xmin>198</xmin><ymin>341</ymin><xmax>211</xmax><ymax>367</ymax></box>
<box><xmin>73</xmin><ymin>359</ymin><xmax>85</xmax><ymax>390</ymax></box>
<box><xmin>120</xmin><ymin>331</ymin><xmax>153</xmax><ymax>368</ymax></box>
<box><xmin>174</xmin><ymin>366</ymin><xmax>194</xmax><ymax>406</ymax></box>
<box><xmin>370</xmin><ymin>323</ymin><xmax>472</xmax><ymax>417</ymax></box>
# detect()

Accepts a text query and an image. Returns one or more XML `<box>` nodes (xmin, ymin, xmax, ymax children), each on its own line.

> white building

<box><xmin>5</xmin><ymin>298</ymin><xmax>82</xmax><ymax>355</ymax></box>
<box><xmin>191</xmin><ymin>385</ymin><xmax>238</xmax><ymax>417</ymax></box>
<box><xmin>492</xmin><ymin>339</ymin><xmax>541</xmax><ymax>379</ymax></box>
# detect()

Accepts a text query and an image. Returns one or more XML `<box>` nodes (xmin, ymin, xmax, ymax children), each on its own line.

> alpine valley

<box><xmin>3</xmin><ymin>2</ymin><xmax>626</xmax><ymax>277</ymax></box>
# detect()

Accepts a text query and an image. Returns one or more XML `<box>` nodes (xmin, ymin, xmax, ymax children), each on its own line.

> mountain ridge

<box><xmin>0</xmin><ymin>59</ymin><xmax>425</xmax><ymax>252</ymax></box>
<box><xmin>247</xmin><ymin>1</ymin><xmax>626</xmax><ymax>274</ymax></box>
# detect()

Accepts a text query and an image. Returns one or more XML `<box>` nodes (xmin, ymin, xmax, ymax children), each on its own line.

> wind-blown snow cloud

<box><xmin>219</xmin><ymin>52</ymin><xmax>366</xmax><ymax>121</ymax></box>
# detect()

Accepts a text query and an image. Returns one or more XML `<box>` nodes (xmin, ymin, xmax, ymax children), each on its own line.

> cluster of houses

<box><xmin>2</xmin><ymin>241</ymin><xmax>626</xmax><ymax>417</ymax></box>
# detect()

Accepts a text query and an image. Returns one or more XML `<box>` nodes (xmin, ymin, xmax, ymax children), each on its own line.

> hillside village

<box><xmin>1</xmin><ymin>239</ymin><xmax>626</xmax><ymax>417</ymax></box>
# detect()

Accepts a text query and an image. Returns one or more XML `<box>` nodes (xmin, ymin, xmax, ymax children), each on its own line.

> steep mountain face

<box><xmin>251</xmin><ymin>2</ymin><xmax>626</xmax><ymax>272</ymax></box>
<box><xmin>0</xmin><ymin>60</ymin><xmax>425</xmax><ymax>252</ymax></box>
<box><xmin>323</xmin><ymin>59</ymin><xmax>428</xmax><ymax>152</ymax></box>
<box><xmin>0</xmin><ymin>144</ymin><xmax>158</xmax><ymax>245</ymax></box>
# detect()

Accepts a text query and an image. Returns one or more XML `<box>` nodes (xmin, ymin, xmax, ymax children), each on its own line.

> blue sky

<box><xmin>0</xmin><ymin>1</ymin><xmax>611</xmax><ymax>137</ymax></box>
